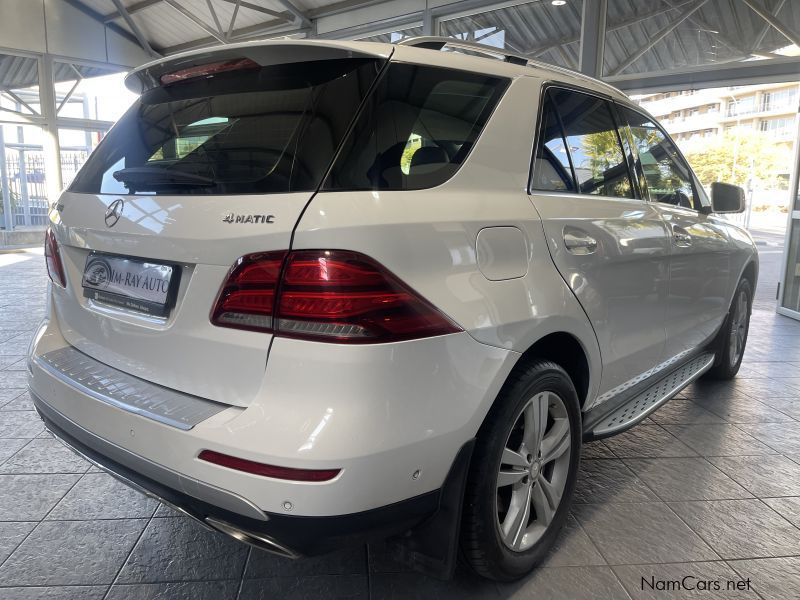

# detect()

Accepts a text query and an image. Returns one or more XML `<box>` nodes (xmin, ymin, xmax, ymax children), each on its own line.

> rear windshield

<box><xmin>69</xmin><ymin>58</ymin><xmax>384</xmax><ymax>195</ymax></box>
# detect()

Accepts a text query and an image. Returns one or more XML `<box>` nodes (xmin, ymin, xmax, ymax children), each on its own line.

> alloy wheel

<box><xmin>495</xmin><ymin>391</ymin><xmax>571</xmax><ymax>552</ymax></box>
<box><xmin>729</xmin><ymin>289</ymin><xmax>748</xmax><ymax>365</ymax></box>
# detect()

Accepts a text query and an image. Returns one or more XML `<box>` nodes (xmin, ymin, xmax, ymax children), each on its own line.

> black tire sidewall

<box><xmin>462</xmin><ymin>361</ymin><xmax>581</xmax><ymax>581</ymax></box>
<box><xmin>710</xmin><ymin>278</ymin><xmax>752</xmax><ymax>379</ymax></box>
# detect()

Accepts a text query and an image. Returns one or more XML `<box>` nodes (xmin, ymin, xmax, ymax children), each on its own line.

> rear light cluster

<box><xmin>160</xmin><ymin>58</ymin><xmax>259</xmax><ymax>86</ymax></box>
<box><xmin>44</xmin><ymin>228</ymin><xmax>66</xmax><ymax>288</ymax></box>
<box><xmin>198</xmin><ymin>449</ymin><xmax>340</xmax><ymax>482</ymax></box>
<box><xmin>212</xmin><ymin>250</ymin><xmax>460</xmax><ymax>343</ymax></box>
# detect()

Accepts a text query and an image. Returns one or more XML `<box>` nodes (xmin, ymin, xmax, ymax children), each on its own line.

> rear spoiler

<box><xmin>125</xmin><ymin>40</ymin><xmax>393</xmax><ymax>94</ymax></box>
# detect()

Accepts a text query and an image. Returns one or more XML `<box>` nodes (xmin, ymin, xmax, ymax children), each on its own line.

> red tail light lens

<box><xmin>211</xmin><ymin>250</ymin><xmax>460</xmax><ymax>343</ymax></box>
<box><xmin>198</xmin><ymin>450</ymin><xmax>340</xmax><ymax>482</ymax></box>
<box><xmin>44</xmin><ymin>228</ymin><xmax>66</xmax><ymax>288</ymax></box>
<box><xmin>160</xmin><ymin>58</ymin><xmax>259</xmax><ymax>86</ymax></box>
<box><xmin>211</xmin><ymin>251</ymin><xmax>287</xmax><ymax>332</ymax></box>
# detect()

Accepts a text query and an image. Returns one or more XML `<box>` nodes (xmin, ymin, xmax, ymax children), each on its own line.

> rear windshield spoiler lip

<box><xmin>125</xmin><ymin>40</ymin><xmax>394</xmax><ymax>94</ymax></box>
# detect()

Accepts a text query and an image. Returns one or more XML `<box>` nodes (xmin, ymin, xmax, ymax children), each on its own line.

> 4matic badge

<box><xmin>223</xmin><ymin>213</ymin><xmax>275</xmax><ymax>224</ymax></box>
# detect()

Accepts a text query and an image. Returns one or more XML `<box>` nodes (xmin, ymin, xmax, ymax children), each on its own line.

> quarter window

<box><xmin>533</xmin><ymin>88</ymin><xmax>633</xmax><ymax>199</ymax></box>
<box><xmin>531</xmin><ymin>94</ymin><xmax>575</xmax><ymax>192</ymax></box>
<box><xmin>619</xmin><ymin>107</ymin><xmax>699</xmax><ymax>210</ymax></box>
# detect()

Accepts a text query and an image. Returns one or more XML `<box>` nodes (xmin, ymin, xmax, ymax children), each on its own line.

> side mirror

<box><xmin>711</xmin><ymin>182</ymin><xmax>745</xmax><ymax>213</ymax></box>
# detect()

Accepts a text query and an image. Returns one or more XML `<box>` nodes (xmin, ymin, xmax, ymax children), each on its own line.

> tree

<box><xmin>682</xmin><ymin>130</ymin><xmax>788</xmax><ymax>190</ymax></box>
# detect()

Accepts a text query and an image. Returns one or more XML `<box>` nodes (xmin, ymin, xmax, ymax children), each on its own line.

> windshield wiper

<box><xmin>112</xmin><ymin>166</ymin><xmax>215</xmax><ymax>187</ymax></box>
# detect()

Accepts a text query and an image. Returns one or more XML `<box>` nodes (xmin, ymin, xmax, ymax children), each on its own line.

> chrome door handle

<box><xmin>672</xmin><ymin>225</ymin><xmax>692</xmax><ymax>247</ymax></box>
<box><xmin>563</xmin><ymin>229</ymin><xmax>598</xmax><ymax>255</ymax></box>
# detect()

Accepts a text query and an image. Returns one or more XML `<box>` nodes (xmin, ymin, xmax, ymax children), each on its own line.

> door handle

<box><xmin>672</xmin><ymin>225</ymin><xmax>692</xmax><ymax>247</ymax></box>
<box><xmin>563</xmin><ymin>228</ymin><xmax>598</xmax><ymax>255</ymax></box>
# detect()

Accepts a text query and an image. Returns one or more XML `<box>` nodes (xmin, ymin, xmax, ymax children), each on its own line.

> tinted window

<box><xmin>531</xmin><ymin>94</ymin><xmax>576</xmax><ymax>192</ymax></box>
<box><xmin>324</xmin><ymin>64</ymin><xmax>507</xmax><ymax>191</ymax></box>
<box><xmin>550</xmin><ymin>89</ymin><xmax>633</xmax><ymax>199</ymax></box>
<box><xmin>620</xmin><ymin>107</ymin><xmax>699</xmax><ymax>210</ymax></box>
<box><xmin>70</xmin><ymin>59</ymin><xmax>384</xmax><ymax>195</ymax></box>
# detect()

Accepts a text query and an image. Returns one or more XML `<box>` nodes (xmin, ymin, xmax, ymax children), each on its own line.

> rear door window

<box><xmin>323</xmin><ymin>64</ymin><xmax>508</xmax><ymax>191</ymax></box>
<box><xmin>69</xmin><ymin>59</ymin><xmax>384</xmax><ymax>195</ymax></box>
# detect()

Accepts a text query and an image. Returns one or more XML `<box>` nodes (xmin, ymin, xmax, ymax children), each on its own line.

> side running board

<box><xmin>591</xmin><ymin>352</ymin><xmax>715</xmax><ymax>439</ymax></box>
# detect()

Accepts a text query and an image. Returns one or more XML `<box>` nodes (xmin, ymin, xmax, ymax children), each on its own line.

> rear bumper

<box><xmin>34</xmin><ymin>393</ymin><xmax>443</xmax><ymax>557</ymax></box>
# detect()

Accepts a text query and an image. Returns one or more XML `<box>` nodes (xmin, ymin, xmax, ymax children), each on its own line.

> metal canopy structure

<box><xmin>52</xmin><ymin>0</ymin><xmax>800</xmax><ymax>93</ymax></box>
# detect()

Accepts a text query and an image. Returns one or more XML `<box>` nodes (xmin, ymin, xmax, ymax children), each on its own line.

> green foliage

<box><xmin>683</xmin><ymin>131</ymin><xmax>788</xmax><ymax>190</ymax></box>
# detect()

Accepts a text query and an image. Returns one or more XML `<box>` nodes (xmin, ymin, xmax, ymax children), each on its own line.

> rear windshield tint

<box><xmin>69</xmin><ymin>59</ymin><xmax>384</xmax><ymax>195</ymax></box>
<box><xmin>323</xmin><ymin>64</ymin><xmax>508</xmax><ymax>191</ymax></box>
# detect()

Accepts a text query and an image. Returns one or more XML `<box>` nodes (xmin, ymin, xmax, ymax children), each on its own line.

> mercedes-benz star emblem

<box><xmin>105</xmin><ymin>199</ymin><xmax>125</xmax><ymax>228</ymax></box>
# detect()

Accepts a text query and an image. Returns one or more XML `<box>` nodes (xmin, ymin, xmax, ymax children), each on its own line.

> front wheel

<box><xmin>460</xmin><ymin>360</ymin><xmax>581</xmax><ymax>581</ymax></box>
<box><xmin>705</xmin><ymin>278</ymin><xmax>752</xmax><ymax>380</ymax></box>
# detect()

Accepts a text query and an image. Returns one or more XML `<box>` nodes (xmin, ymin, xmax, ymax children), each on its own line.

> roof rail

<box><xmin>398</xmin><ymin>36</ymin><xmax>529</xmax><ymax>66</ymax></box>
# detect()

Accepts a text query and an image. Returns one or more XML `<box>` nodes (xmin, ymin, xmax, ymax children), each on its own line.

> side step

<box><xmin>591</xmin><ymin>352</ymin><xmax>715</xmax><ymax>439</ymax></box>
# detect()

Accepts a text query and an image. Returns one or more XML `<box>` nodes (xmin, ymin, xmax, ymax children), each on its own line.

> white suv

<box><xmin>29</xmin><ymin>38</ymin><xmax>757</xmax><ymax>581</ymax></box>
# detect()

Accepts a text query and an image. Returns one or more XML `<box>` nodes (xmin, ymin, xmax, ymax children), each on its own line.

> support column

<box><xmin>38</xmin><ymin>55</ymin><xmax>62</xmax><ymax>208</ymax></box>
<box><xmin>0</xmin><ymin>127</ymin><xmax>12</xmax><ymax>231</ymax></box>
<box><xmin>579</xmin><ymin>0</ymin><xmax>607</xmax><ymax>77</ymax></box>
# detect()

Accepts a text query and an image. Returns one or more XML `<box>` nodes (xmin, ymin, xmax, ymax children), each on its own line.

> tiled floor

<box><xmin>1</xmin><ymin>233</ymin><xmax>798</xmax><ymax>599</ymax></box>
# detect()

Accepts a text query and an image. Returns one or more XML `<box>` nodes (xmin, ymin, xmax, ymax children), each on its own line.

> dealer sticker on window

<box><xmin>82</xmin><ymin>253</ymin><xmax>179</xmax><ymax>317</ymax></box>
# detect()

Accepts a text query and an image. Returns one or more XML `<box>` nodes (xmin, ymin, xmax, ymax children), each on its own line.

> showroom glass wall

<box><xmin>0</xmin><ymin>50</ymin><xmax>135</xmax><ymax>231</ymax></box>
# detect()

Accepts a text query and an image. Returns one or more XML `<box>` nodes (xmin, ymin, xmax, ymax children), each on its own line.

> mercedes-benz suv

<box><xmin>28</xmin><ymin>37</ymin><xmax>757</xmax><ymax>581</ymax></box>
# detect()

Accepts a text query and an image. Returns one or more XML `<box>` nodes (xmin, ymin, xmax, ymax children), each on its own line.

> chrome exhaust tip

<box><xmin>205</xmin><ymin>517</ymin><xmax>300</xmax><ymax>559</ymax></box>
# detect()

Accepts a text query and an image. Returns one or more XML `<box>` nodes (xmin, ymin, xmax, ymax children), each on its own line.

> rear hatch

<box><xmin>50</xmin><ymin>43</ymin><xmax>389</xmax><ymax>407</ymax></box>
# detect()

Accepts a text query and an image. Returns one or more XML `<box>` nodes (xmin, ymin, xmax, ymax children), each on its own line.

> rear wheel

<box><xmin>461</xmin><ymin>360</ymin><xmax>581</xmax><ymax>581</ymax></box>
<box><xmin>705</xmin><ymin>278</ymin><xmax>752</xmax><ymax>380</ymax></box>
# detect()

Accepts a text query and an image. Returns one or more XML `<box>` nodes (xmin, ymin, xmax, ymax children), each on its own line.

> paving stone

<box><xmin>0</xmin><ymin>587</ymin><xmax>108</xmax><ymax>600</ymax></box>
<box><xmin>0</xmin><ymin>519</ymin><xmax>147</xmax><ymax>585</ymax></box>
<box><xmin>0</xmin><ymin>438</ymin><xmax>28</xmax><ymax>465</ymax></box>
<box><xmin>727</xmin><ymin>557</ymin><xmax>800</xmax><ymax>600</ymax></box>
<box><xmin>240</xmin><ymin>575</ymin><xmax>370</xmax><ymax>600</ymax></box>
<box><xmin>663</xmin><ymin>424</ymin><xmax>777</xmax><ymax>456</ymax></box>
<box><xmin>0</xmin><ymin>474</ymin><xmax>80</xmax><ymax>520</ymax></box>
<box><xmin>106</xmin><ymin>581</ymin><xmax>240</xmax><ymax>600</ymax></box>
<box><xmin>573</xmin><ymin>502</ymin><xmax>718</xmax><ymax>565</ymax></box>
<box><xmin>581</xmin><ymin>440</ymin><xmax>616</xmax><ymax>459</ymax></box>
<box><xmin>500</xmin><ymin>566</ymin><xmax>630</xmax><ymax>600</ymax></box>
<box><xmin>48</xmin><ymin>472</ymin><xmax>159</xmax><ymax>520</ymax></box>
<box><xmin>117</xmin><ymin>517</ymin><xmax>249</xmax><ymax>583</ymax></box>
<box><xmin>736</xmin><ymin>422</ymin><xmax>800</xmax><ymax>454</ymax></box>
<box><xmin>0</xmin><ymin>438</ymin><xmax>90</xmax><ymax>474</ymax></box>
<box><xmin>603</xmin><ymin>425</ymin><xmax>697</xmax><ymax>459</ymax></box>
<box><xmin>246</xmin><ymin>545</ymin><xmax>366</xmax><ymax>577</ymax></box>
<box><xmin>0</xmin><ymin>521</ymin><xmax>35</xmax><ymax>564</ymax></box>
<box><xmin>668</xmin><ymin>499</ymin><xmax>800</xmax><ymax>560</ymax></box>
<box><xmin>648</xmin><ymin>400</ymin><xmax>726</xmax><ymax>425</ymax></box>
<box><xmin>698</xmin><ymin>396</ymin><xmax>797</xmax><ymax>423</ymax></box>
<box><xmin>761</xmin><ymin>496</ymin><xmax>800</xmax><ymax>529</ymax></box>
<box><xmin>539</xmin><ymin>514</ymin><xmax>606</xmax><ymax>568</ymax></box>
<box><xmin>624</xmin><ymin>458</ymin><xmax>752</xmax><ymax>501</ymax></box>
<box><xmin>708</xmin><ymin>455</ymin><xmax>800</xmax><ymax>497</ymax></box>
<box><xmin>573</xmin><ymin>459</ymin><xmax>659</xmax><ymax>504</ymax></box>
<box><xmin>0</xmin><ymin>410</ymin><xmax>45</xmax><ymax>438</ymax></box>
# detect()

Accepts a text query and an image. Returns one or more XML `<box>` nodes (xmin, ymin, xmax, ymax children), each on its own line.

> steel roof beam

<box><xmin>164</xmin><ymin>0</ymin><xmax>226</xmax><ymax>43</ymax></box>
<box><xmin>273</xmin><ymin>0</ymin><xmax>312</xmax><ymax>28</ymax></box>
<box><xmin>109</xmin><ymin>0</ymin><xmax>160</xmax><ymax>57</ymax></box>
<box><xmin>103</xmin><ymin>0</ymin><xmax>164</xmax><ymax>23</ymax></box>
<box><xmin>750</xmin><ymin>0</ymin><xmax>788</xmax><ymax>52</ymax></box>
<box><xmin>609</xmin><ymin>0</ymin><xmax>711</xmax><ymax>76</ymax></box>
<box><xmin>218</xmin><ymin>0</ymin><xmax>290</xmax><ymax>21</ymax></box>
<box><xmin>741</xmin><ymin>0</ymin><xmax>800</xmax><ymax>48</ymax></box>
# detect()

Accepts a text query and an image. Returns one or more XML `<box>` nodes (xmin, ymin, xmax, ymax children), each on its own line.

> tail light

<box><xmin>160</xmin><ymin>58</ymin><xmax>259</xmax><ymax>86</ymax></box>
<box><xmin>199</xmin><ymin>449</ymin><xmax>340</xmax><ymax>482</ymax></box>
<box><xmin>211</xmin><ymin>250</ymin><xmax>460</xmax><ymax>343</ymax></box>
<box><xmin>44</xmin><ymin>228</ymin><xmax>66</xmax><ymax>288</ymax></box>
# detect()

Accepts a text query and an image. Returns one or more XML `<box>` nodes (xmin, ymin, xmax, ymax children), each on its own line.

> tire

<box><xmin>705</xmin><ymin>278</ymin><xmax>752</xmax><ymax>380</ymax></box>
<box><xmin>460</xmin><ymin>359</ymin><xmax>581</xmax><ymax>581</ymax></box>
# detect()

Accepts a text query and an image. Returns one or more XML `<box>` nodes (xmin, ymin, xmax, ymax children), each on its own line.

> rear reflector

<box><xmin>211</xmin><ymin>250</ymin><xmax>460</xmax><ymax>343</ymax></box>
<box><xmin>160</xmin><ymin>58</ymin><xmax>259</xmax><ymax>86</ymax></box>
<box><xmin>44</xmin><ymin>228</ymin><xmax>66</xmax><ymax>288</ymax></box>
<box><xmin>198</xmin><ymin>450</ymin><xmax>340</xmax><ymax>482</ymax></box>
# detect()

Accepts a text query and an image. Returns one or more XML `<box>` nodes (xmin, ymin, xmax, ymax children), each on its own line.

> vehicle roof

<box><xmin>126</xmin><ymin>38</ymin><xmax>631</xmax><ymax>103</ymax></box>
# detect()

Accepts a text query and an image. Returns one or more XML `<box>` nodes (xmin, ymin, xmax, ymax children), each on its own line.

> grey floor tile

<box><xmin>1</xmin><ymin>393</ymin><xmax>34</xmax><ymax>411</ymax></box>
<box><xmin>0</xmin><ymin>521</ymin><xmax>35</xmax><ymax>564</ymax></box>
<box><xmin>573</xmin><ymin>502</ymin><xmax>718</xmax><ymax>565</ymax></box>
<box><xmin>612</xmin><ymin>562</ymin><xmax>758</xmax><ymax>599</ymax></box>
<box><xmin>736</xmin><ymin>422</ymin><xmax>800</xmax><ymax>454</ymax></box>
<box><xmin>737</xmin><ymin>378</ymin><xmax>800</xmax><ymax>399</ymax></box>
<box><xmin>663</xmin><ymin>424</ymin><xmax>777</xmax><ymax>456</ymax></box>
<box><xmin>0</xmin><ymin>474</ymin><xmax>80</xmax><ymax>520</ymax></box>
<box><xmin>623</xmin><ymin>458</ymin><xmax>752</xmax><ymax>501</ymax></box>
<box><xmin>47</xmin><ymin>473</ymin><xmax>159</xmax><ymax>520</ymax></box>
<box><xmin>603</xmin><ymin>426</ymin><xmax>697</xmax><ymax>459</ymax></box>
<box><xmin>241</xmin><ymin>575</ymin><xmax>370</xmax><ymax>600</ymax></box>
<box><xmin>681</xmin><ymin>381</ymin><xmax>747</xmax><ymax>400</ymax></box>
<box><xmin>699</xmin><ymin>397</ymin><xmax>797</xmax><ymax>423</ymax></box>
<box><xmin>367</xmin><ymin>541</ymin><xmax>409</xmax><ymax>574</ymax></box>
<box><xmin>728</xmin><ymin>557</ymin><xmax>800</xmax><ymax>600</ymax></box>
<box><xmin>0</xmin><ymin>411</ymin><xmax>45</xmax><ymax>438</ymax></box>
<box><xmin>0</xmin><ymin>519</ymin><xmax>147</xmax><ymax>585</ymax></box>
<box><xmin>762</xmin><ymin>497</ymin><xmax>800</xmax><ymax>529</ymax></box>
<box><xmin>501</xmin><ymin>566</ymin><xmax>630</xmax><ymax>600</ymax></box>
<box><xmin>0</xmin><ymin>438</ymin><xmax>28</xmax><ymax>464</ymax></box>
<box><xmin>368</xmin><ymin>569</ymin><xmax>498</xmax><ymax>600</ymax></box>
<box><xmin>0</xmin><ymin>371</ymin><xmax>30</xmax><ymax>388</ymax></box>
<box><xmin>758</xmin><ymin>397</ymin><xmax>800</xmax><ymax>420</ymax></box>
<box><xmin>648</xmin><ymin>400</ymin><xmax>726</xmax><ymax>425</ymax></box>
<box><xmin>668</xmin><ymin>499</ymin><xmax>800</xmax><ymax>560</ymax></box>
<box><xmin>0</xmin><ymin>388</ymin><xmax>26</xmax><ymax>408</ymax></box>
<box><xmin>582</xmin><ymin>440</ymin><xmax>616</xmax><ymax>459</ymax></box>
<box><xmin>0</xmin><ymin>586</ymin><xmax>108</xmax><ymax>600</ymax></box>
<box><xmin>117</xmin><ymin>517</ymin><xmax>248</xmax><ymax>583</ymax></box>
<box><xmin>0</xmin><ymin>438</ymin><xmax>90</xmax><ymax>474</ymax></box>
<box><xmin>737</xmin><ymin>362</ymin><xmax>798</xmax><ymax>379</ymax></box>
<box><xmin>246</xmin><ymin>545</ymin><xmax>365</xmax><ymax>578</ymax></box>
<box><xmin>106</xmin><ymin>581</ymin><xmax>240</xmax><ymax>600</ymax></box>
<box><xmin>573</xmin><ymin>460</ymin><xmax>659</xmax><ymax>504</ymax></box>
<box><xmin>539</xmin><ymin>514</ymin><xmax>606</xmax><ymax>568</ymax></box>
<box><xmin>708</xmin><ymin>455</ymin><xmax>800</xmax><ymax>497</ymax></box>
